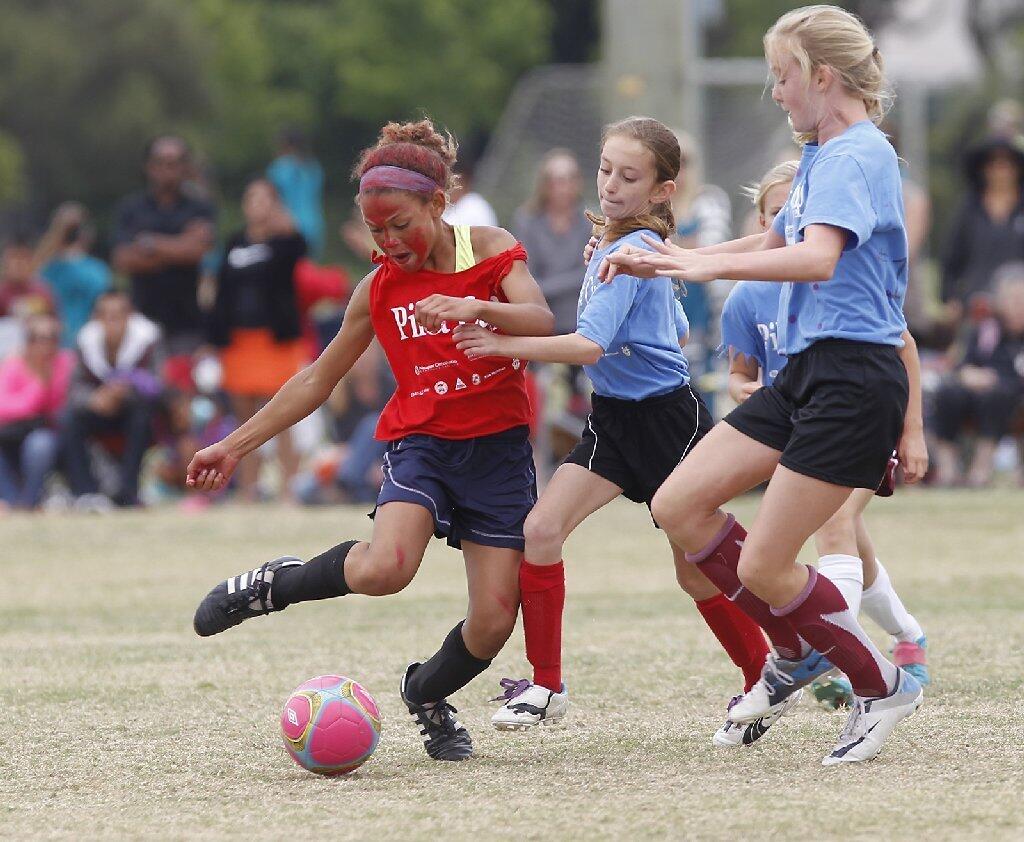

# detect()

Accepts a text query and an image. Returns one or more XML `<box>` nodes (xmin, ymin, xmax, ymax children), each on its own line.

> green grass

<box><xmin>3</xmin><ymin>490</ymin><xmax>1023</xmax><ymax>840</ymax></box>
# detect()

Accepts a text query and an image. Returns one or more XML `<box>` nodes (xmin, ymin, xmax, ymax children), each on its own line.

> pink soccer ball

<box><xmin>280</xmin><ymin>675</ymin><xmax>382</xmax><ymax>776</ymax></box>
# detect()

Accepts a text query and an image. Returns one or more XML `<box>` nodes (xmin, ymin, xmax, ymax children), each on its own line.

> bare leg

<box><xmin>461</xmin><ymin>541</ymin><xmax>522</xmax><ymax>659</ymax></box>
<box><xmin>230</xmin><ymin>394</ymin><xmax>261</xmax><ymax>501</ymax></box>
<box><xmin>523</xmin><ymin>463</ymin><xmax>623</xmax><ymax>565</ymax></box>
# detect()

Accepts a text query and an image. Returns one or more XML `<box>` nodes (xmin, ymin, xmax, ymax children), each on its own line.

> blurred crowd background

<box><xmin>1</xmin><ymin>0</ymin><xmax>1023</xmax><ymax>514</ymax></box>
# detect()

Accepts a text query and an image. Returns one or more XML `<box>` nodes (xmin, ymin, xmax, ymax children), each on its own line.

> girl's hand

<box><xmin>453</xmin><ymin>323</ymin><xmax>507</xmax><ymax>360</ymax></box>
<box><xmin>897</xmin><ymin>426</ymin><xmax>929</xmax><ymax>484</ymax></box>
<box><xmin>598</xmin><ymin>244</ymin><xmax>658</xmax><ymax>282</ymax></box>
<box><xmin>415</xmin><ymin>294</ymin><xmax>482</xmax><ymax>333</ymax></box>
<box><xmin>583</xmin><ymin>235</ymin><xmax>599</xmax><ymax>265</ymax></box>
<box><xmin>186</xmin><ymin>440</ymin><xmax>240</xmax><ymax>492</ymax></box>
<box><xmin>636</xmin><ymin>235</ymin><xmax>721</xmax><ymax>282</ymax></box>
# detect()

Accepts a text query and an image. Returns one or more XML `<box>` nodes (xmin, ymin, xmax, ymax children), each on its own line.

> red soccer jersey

<box><xmin>369</xmin><ymin>242</ymin><xmax>532</xmax><ymax>441</ymax></box>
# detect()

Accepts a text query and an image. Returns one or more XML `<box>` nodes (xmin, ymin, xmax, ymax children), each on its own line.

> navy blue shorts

<box><xmin>372</xmin><ymin>425</ymin><xmax>536</xmax><ymax>551</ymax></box>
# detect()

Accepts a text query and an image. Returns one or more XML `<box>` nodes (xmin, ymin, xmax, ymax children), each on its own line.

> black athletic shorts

<box><xmin>724</xmin><ymin>339</ymin><xmax>908</xmax><ymax>489</ymax></box>
<box><xmin>564</xmin><ymin>383</ymin><xmax>713</xmax><ymax>512</ymax></box>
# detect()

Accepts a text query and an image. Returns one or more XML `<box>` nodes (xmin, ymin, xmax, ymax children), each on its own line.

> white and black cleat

<box><xmin>490</xmin><ymin>678</ymin><xmax>569</xmax><ymax>731</ymax></box>
<box><xmin>712</xmin><ymin>690</ymin><xmax>802</xmax><ymax>748</ymax></box>
<box><xmin>399</xmin><ymin>663</ymin><xmax>474</xmax><ymax>761</ymax></box>
<box><xmin>193</xmin><ymin>557</ymin><xmax>303</xmax><ymax>637</ymax></box>
<box><xmin>823</xmin><ymin>668</ymin><xmax>923</xmax><ymax>765</ymax></box>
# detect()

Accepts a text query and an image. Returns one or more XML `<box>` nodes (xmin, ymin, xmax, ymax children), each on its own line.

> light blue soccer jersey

<box><xmin>771</xmin><ymin>121</ymin><xmax>908</xmax><ymax>355</ymax></box>
<box><xmin>576</xmin><ymin>229</ymin><xmax>690</xmax><ymax>400</ymax></box>
<box><xmin>720</xmin><ymin>281</ymin><xmax>786</xmax><ymax>386</ymax></box>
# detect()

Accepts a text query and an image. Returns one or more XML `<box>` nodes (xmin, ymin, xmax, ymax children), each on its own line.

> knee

<box><xmin>23</xmin><ymin>429</ymin><xmax>58</xmax><ymax>460</ymax></box>
<box><xmin>736</xmin><ymin>546</ymin><xmax>774</xmax><ymax>597</ymax></box>
<box><xmin>651</xmin><ymin>487</ymin><xmax>694</xmax><ymax>537</ymax></box>
<box><xmin>523</xmin><ymin>509</ymin><xmax>566</xmax><ymax>552</ymax></box>
<box><xmin>355</xmin><ymin>545</ymin><xmax>416</xmax><ymax>596</ymax></box>
<box><xmin>464</xmin><ymin>605</ymin><xmax>517</xmax><ymax>659</ymax></box>
<box><xmin>674</xmin><ymin>557</ymin><xmax>719</xmax><ymax>600</ymax></box>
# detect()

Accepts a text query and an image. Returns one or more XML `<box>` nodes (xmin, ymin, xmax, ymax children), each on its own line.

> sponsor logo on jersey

<box><xmin>434</xmin><ymin>381</ymin><xmax>448</xmax><ymax>395</ymax></box>
<box><xmin>414</xmin><ymin>360</ymin><xmax>457</xmax><ymax>376</ymax></box>
<box><xmin>454</xmin><ymin>377</ymin><xmax>467</xmax><ymax>390</ymax></box>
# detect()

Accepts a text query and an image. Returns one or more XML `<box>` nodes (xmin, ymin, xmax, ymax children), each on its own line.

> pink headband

<box><xmin>359</xmin><ymin>165</ymin><xmax>440</xmax><ymax>195</ymax></box>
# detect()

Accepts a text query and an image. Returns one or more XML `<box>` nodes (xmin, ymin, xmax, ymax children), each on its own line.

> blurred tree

<box><xmin>0</xmin><ymin>0</ymin><xmax>211</xmax><ymax>212</ymax></box>
<box><xmin>0</xmin><ymin>129</ymin><xmax>28</xmax><ymax>204</ymax></box>
<box><xmin>0</xmin><ymin>0</ymin><xmax>551</xmax><ymax>229</ymax></box>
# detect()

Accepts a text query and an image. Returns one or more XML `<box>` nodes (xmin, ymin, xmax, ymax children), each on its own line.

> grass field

<box><xmin>3</xmin><ymin>489</ymin><xmax>1024</xmax><ymax>840</ymax></box>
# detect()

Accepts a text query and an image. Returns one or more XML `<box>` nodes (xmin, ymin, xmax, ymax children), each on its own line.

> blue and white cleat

<box><xmin>728</xmin><ymin>649</ymin><xmax>833</xmax><ymax>724</ymax></box>
<box><xmin>893</xmin><ymin>636</ymin><xmax>930</xmax><ymax>686</ymax></box>
<box><xmin>823</xmin><ymin>668</ymin><xmax>923</xmax><ymax>765</ymax></box>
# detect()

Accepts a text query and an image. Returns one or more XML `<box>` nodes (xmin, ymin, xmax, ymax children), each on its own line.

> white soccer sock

<box><xmin>861</xmin><ymin>559</ymin><xmax>924</xmax><ymax>643</ymax></box>
<box><xmin>817</xmin><ymin>554</ymin><xmax>864</xmax><ymax>617</ymax></box>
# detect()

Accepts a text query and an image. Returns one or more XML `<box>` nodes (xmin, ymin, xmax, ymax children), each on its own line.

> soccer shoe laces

<box><xmin>490</xmin><ymin>678</ymin><xmax>531</xmax><ymax>703</ymax></box>
<box><xmin>839</xmin><ymin>699</ymin><xmax>867</xmax><ymax>742</ymax></box>
<box><xmin>225</xmin><ymin>564</ymin><xmax>272</xmax><ymax>616</ymax></box>
<box><xmin>417</xmin><ymin>700</ymin><xmax>462</xmax><ymax>737</ymax></box>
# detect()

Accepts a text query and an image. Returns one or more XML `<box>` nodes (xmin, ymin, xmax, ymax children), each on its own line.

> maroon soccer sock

<box><xmin>695</xmin><ymin>593</ymin><xmax>770</xmax><ymax>692</ymax></box>
<box><xmin>773</xmin><ymin>565</ymin><xmax>898</xmax><ymax>698</ymax></box>
<box><xmin>519</xmin><ymin>559</ymin><xmax>565</xmax><ymax>692</ymax></box>
<box><xmin>685</xmin><ymin>514</ymin><xmax>805</xmax><ymax>661</ymax></box>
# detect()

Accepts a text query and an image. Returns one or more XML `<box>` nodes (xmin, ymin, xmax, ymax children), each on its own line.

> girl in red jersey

<box><xmin>188</xmin><ymin>118</ymin><xmax>554</xmax><ymax>762</ymax></box>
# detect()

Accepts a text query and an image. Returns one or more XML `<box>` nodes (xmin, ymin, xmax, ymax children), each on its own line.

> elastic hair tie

<box><xmin>359</xmin><ymin>165</ymin><xmax>440</xmax><ymax>195</ymax></box>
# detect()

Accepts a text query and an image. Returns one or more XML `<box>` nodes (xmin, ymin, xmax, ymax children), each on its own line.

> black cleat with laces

<box><xmin>399</xmin><ymin>663</ymin><xmax>474</xmax><ymax>761</ymax></box>
<box><xmin>193</xmin><ymin>557</ymin><xmax>303</xmax><ymax>637</ymax></box>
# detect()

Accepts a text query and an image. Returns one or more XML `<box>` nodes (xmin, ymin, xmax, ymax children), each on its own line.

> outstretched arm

<box><xmin>600</xmin><ymin>225</ymin><xmax>842</xmax><ymax>285</ymax></box>
<box><xmin>453</xmin><ymin>324</ymin><xmax>602</xmax><ymax>365</ymax></box>
<box><xmin>187</xmin><ymin>272</ymin><xmax>376</xmax><ymax>491</ymax></box>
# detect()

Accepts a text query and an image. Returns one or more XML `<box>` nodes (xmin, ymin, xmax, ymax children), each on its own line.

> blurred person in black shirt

<box><xmin>941</xmin><ymin>138</ymin><xmax>1024</xmax><ymax>323</ymax></box>
<box><xmin>206</xmin><ymin>177</ymin><xmax>307</xmax><ymax>502</ymax></box>
<box><xmin>112</xmin><ymin>136</ymin><xmax>215</xmax><ymax>371</ymax></box>
<box><xmin>933</xmin><ymin>263</ymin><xmax>1024</xmax><ymax>487</ymax></box>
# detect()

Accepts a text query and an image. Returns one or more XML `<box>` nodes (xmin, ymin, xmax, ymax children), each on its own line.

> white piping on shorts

<box><xmin>464</xmin><ymin>526</ymin><xmax>523</xmax><ymax>541</ymax></box>
<box><xmin>678</xmin><ymin>385</ymin><xmax>701</xmax><ymax>463</ymax></box>
<box><xmin>586</xmin><ymin>414</ymin><xmax>598</xmax><ymax>471</ymax></box>
<box><xmin>382</xmin><ymin>450</ymin><xmax>451</xmax><ymax>527</ymax></box>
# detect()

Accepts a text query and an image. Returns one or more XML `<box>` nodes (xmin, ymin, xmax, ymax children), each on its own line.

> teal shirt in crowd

<box><xmin>41</xmin><ymin>254</ymin><xmax>111</xmax><ymax>347</ymax></box>
<box><xmin>267</xmin><ymin>154</ymin><xmax>325</xmax><ymax>259</ymax></box>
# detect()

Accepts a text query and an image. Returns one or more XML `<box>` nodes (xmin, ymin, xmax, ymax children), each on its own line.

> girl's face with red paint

<box><xmin>358</xmin><ymin>189</ymin><xmax>446</xmax><ymax>271</ymax></box>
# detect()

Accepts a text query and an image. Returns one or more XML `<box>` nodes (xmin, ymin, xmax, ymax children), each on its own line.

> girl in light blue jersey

<box><xmin>722</xmin><ymin>160</ymin><xmax>930</xmax><ymax>711</ymax></box>
<box><xmin>603</xmin><ymin>5</ymin><xmax>926</xmax><ymax>765</ymax></box>
<box><xmin>455</xmin><ymin>117</ymin><xmax>775</xmax><ymax>744</ymax></box>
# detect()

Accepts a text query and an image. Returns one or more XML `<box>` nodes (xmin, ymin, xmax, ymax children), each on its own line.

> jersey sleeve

<box><xmin>799</xmin><ymin>154</ymin><xmax>876</xmax><ymax>250</ymax></box>
<box><xmin>673</xmin><ymin>299</ymin><xmax>689</xmax><ymax>340</ymax></box>
<box><xmin>720</xmin><ymin>286</ymin><xmax>764</xmax><ymax>365</ymax></box>
<box><xmin>576</xmin><ymin>274</ymin><xmax>641</xmax><ymax>351</ymax></box>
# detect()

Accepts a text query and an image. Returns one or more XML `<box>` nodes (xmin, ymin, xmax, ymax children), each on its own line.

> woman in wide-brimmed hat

<box><xmin>941</xmin><ymin>135</ymin><xmax>1024</xmax><ymax>312</ymax></box>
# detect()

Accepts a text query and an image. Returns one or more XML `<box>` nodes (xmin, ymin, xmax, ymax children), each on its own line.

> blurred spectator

<box><xmin>941</xmin><ymin>136</ymin><xmax>1024</xmax><ymax>320</ymax></box>
<box><xmin>513</xmin><ymin>149</ymin><xmax>591</xmax><ymax>336</ymax></box>
<box><xmin>671</xmin><ymin>130</ymin><xmax>732</xmax><ymax>377</ymax></box>
<box><xmin>207</xmin><ymin>178</ymin><xmax>307</xmax><ymax>502</ymax></box>
<box><xmin>62</xmin><ymin>291</ymin><xmax>162</xmax><ymax>508</ymax></box>
<box><xmin>112</xmin><ymin>136</ymin><xmax>215</xmax><ymax>375</ymax></box>
<box><xmin>0</xmin><ymin>234</ymin><xmax>55</xmax><ymax>321</ymax></box>
<box><xmin>443</xmin><ymin>162</ymin><xmax>498</xmax><ymax>227</ymax></box>
<box><xmin>34</xmin><ymin>202</ymin><xmax>111</xmax><ymax>348</ymax></box>
<box><xmin>293</xmin><ymin>342</ymin><xmax>391</xmax><ymax>506</ymax></box>
<box><xmin>340</xmin><ymin>207</ymin><xmax>376</xmax><ymax>263</ymax></box>
<box><xmin>267</xmin><ymin>127</ymin><xmax>325</xmax><ymax>260</ymax></box>
<box><xmin>988</xmin><ymin>99</ymin><xmax>1024</xmax><ymax>141</ymax></box>
<box><xmin>0</xmin><ymin>314</ymin><xmax>72</xmax><ymax>511</ymax></box>
<box><xmin>932</xmin><ymin>263</ymin><xmax>1024</xmax><ymax>487</ymax></box>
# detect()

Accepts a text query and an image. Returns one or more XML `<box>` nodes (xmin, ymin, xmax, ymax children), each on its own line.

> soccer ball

<box><xmin>280</xmin><ymin>675</ymin><xmax>382</xmax><ymax>776</ymax></box>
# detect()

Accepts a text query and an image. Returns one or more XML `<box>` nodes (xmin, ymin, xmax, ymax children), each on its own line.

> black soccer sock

<box><xmin>404</xmin><ymin>621</ymin><xmax>492</xmax><ymax>706</ymax></box>
<box><xmin>271</xmin><ymin>540</ymin><xmax>357</xmax><ymax>609</ymax></box>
